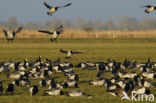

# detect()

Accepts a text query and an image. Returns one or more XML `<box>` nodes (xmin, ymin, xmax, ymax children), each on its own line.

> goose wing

<box><xmin>58</xmin><ymin>3</ymin><xmax>72</xmax><ymax>9</ymax></box>
<box><xmin>44</xmin><ymin>2</ymin><xmax>53</xmax><ymax>9</ymax></box>
<box><xmin>14</xmin><ymin>27</ymin><xmax>23</xmax><ymax>34</ymax></box>
<box><xmin>12</xmin><ymin>27</ymin><xmax>23</xmax><ymax>37</ymax></box>
<box><xmin>2</xmin><ymin>28</ymin><xmax>8</xmax><ymax>37</ymax></box>
<box><xmin>38</xmin><ymin>30</ymin><xmax>54</xmax><ymax>35</ymax></box>
<box><xmin>63</xmin><ymin>3</ymin><xmax>72</xmax><ymax>7</ymax></box>
<box><xmin>71</xmin><ymin>51</ymin><xmax>84</xmax><ymax>54</ymax></box>
<box><xmin>141</xmin><ymin>5</ymin><xmax>152</xmax><ymax>8</ymax></box>
<box><xmin>60</xmin><ymin>49</ymin><xmax>68</xmax><ymax>53</ymax></box>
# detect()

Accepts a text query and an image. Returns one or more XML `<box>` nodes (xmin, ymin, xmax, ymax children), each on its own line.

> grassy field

<box><xmin>0</xmin><ymin>38</ymin><xmax>156</xmax><ymax>103</ymax></box>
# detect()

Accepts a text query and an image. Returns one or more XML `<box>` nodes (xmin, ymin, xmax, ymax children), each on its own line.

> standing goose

<box><xmin>38</xmin><ymin>25</ymin><xmax>63</xmax><ymax>42</ymax></box>
<box><xmin>60</xmin><ymin>50</ymin><xmax>84</xmax><ymax>59</ymax></box>
<box><xmin>43</xmin><ymin>2</ymin><xmax>72</xmax><ymax>16</ymax></box>
<box><xmin>2</xmin><ymin>27</ymin><xmax>23</xmax><ymax>41</ymax></box>
<box><xmin>141</xmin><ymin>5</ymin><xmax>156</xmax><ymax>14</ymax></box>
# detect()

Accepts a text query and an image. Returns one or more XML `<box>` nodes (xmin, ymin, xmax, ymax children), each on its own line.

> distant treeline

<box><xmin>0</xmin><ymin>17</ymin><xmax>156</xmax><ymax>31</ymax></box>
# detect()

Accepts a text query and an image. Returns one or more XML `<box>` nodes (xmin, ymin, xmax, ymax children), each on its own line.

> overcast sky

<box><xmin>0</xmin><ymin>0</ymin><xmax>155</xmax><ymax>23</ymax></box>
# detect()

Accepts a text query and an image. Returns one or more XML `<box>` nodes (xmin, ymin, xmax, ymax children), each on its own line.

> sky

<box><xmin>0</xmin><ymin>0</ymin><xmax>155</xmax><ymax>23</ymax></box>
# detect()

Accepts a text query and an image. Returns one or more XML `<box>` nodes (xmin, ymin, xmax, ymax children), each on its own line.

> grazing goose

<box><xmin>39</xmin><ymin>80</ymin><xmax>47</xmax><ymax>87</ymax></box>
<box><xmin>142</xmin><ymin>72</ymin><xmax>156</xmax><ymax>79</ymax></box>
<box><xmin>12</xmin><ymin>78</ymin><xmax>30</xmax><ymax>87</ymax></box>
<box><xmin>48</xmin><ymin>82</ymin><xmax>63</xmax><ymax>90</ymax></box>
<box><xmin>38</xmin><ymin>25</ymin><xmax>63</xmax><ymax>41</ymax></box>
<box><xmin>39</xmin><ymin>78</ymin><xmax>56</xmax><ymax>88</ymax></box>
<box><xmin>46</xmin><ymin>78</ymin><xmax>56</xmax><ymax>88</ymax></box>
<box><xmin>133</xmin><ymin>75</ymin><xmax>140</xmax><ymax>86</ymax></box>
<box><xmin>0</xmin><ymin>63</ymin><xmax>9</xmax><ymax>73</ymax></box>
<box><xmin>68</xmin><ymin>73</ymin><xmax>79</xmax><ymax>82</ymax></box>
<box><xmin>9</xmin><ymin>71</ymin><xmax>26</xmax><ymax>79</ymax></box>
<box><xmin>63</xmin><ymin>79</ymin><xmax>78</xmax><ymax>88</ymax></box>
<box><xmin>9</xmin><ymin>72</ymin><xmax>22</xmax><ymax>79</ymax></box>
<box><xmin>29</xmin><ymin>86</ymin><xmax>39</xmax><ymax>96</ymax></box>
<box><xmin>95</xmin><ymin>62</ymin><xmax>105</xmax><ymax>71</ymax></box>
<box><xmin>45</xmin><ymin>88</ymin><xmax>63</xmax><ymax>96</ymax></box>
<box><xmin>6</xmin><ymin>84</ymin><xmax>15</xmax><ymax>95</ymax></box>
<box><xmin>139</xmin><ymin>77</ymin><xmax>156</xmax><ymax>88</ymax></box>
<box><xmin>89</xmin><ymin>78</ymin><xmax>105</xmax><ymax>86</ymax></box>
<box><xmin>59</xmin><ymin>61</ymin><xmax>73</xmax><ymax>68</ymax></box>
<box><xmin>61</xmin><ymin>66</ymin><xmax>73</xmax><ymax>72</ymax></box>
<box><xmin>141</xmin><ymin>5</ymin><xmax>156</xmax><ymax>14</ymax></box>
<box><xmin>60</xmin><ymin>49</ymin><xmax>84</xmax><ymax>59</ymax></box>
<box><xmin>2</xmin><ymin>27</ymin><xmax>22</xmax><ymax>41</ymax></box>
<box><xmin>67</xmin><ymin>90</ymin><xmax>92</xmax><ymax>98</ymax></box>
<box><xmin>132</xmin><ymin>87</ymin><xmax>151</xmax><ymax>95</ymax></box>
<box><xmin>104</xmin><ymin>79</ymin><xmax>120</xmax><ymax>90</ymax></box>
<box><xmin>12</xmin><ymin>79</ymin><xmax>21</xmax><ymax>87</ymax></box>
<box><xmin>123</xmin><ymin>58</ymin><xmax>135</xmax><ymax>69</ymax></box>
<box><xmin>96</xmin><ymin>71</ymin><xmax>104</xmax><ymax>78</ymax></box>
<box><xmin>75</xmin><ymin>62</ymin><xmax>88</xmax><ymax>69</ymax></box>
<box><xmin>20</xmin><ymin>78</ymin><xmax>30</xmax><ymax>87</ymax></box>
<box><xmin>43</xmin><ymin>2</ymin><xmax>72</xmax><ymax>16</ymax></box>
<box><xmin>107</xmin><ymin>88</ymin><xmax>127</xmax><ymax>97</ymax></box>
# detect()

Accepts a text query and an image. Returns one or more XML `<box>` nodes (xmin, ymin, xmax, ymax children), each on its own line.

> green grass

<box><xmin>0</xmin><ymin>38</ymin><xmax>156</xmax><ymax>103</ymax></box>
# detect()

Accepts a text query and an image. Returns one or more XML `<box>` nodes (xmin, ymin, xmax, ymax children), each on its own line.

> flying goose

<box><xmin>43</xmin><ymin>2</ymin><xmax>72</xmax><ymax>16</ymax></box>
<box><xmin>141</xmin><ymin>5</ymin><xmax>156</xmax><ymax>14</ymax></box>
<box><xmin>38</xmin><ymin>25</ymin><xmax>63</xmax><ymax>41</ymax></box>
<box><xmin>60</xmin><ymin>49</ymin><xmax>84</xmax><ymax>59</ymax></box>
<box><xmin>2</xmin><ymin>27</ymin><xmax>23</xmax><ymax>41</ymax></box>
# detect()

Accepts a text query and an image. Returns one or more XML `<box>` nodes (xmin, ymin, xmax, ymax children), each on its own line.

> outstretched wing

<box><xmin>140</xmin><ymin>5</ymin><xmax>152</xmax><ymax>8</ymax></box>
<box><xmin>60</xmin><ymin>49</ymin><xmax>68</xmax><ymax>53</ymax></box>
<box><xmin>14</xmin><ymin>27</ymin><xmax>23</xmax><ymax>34</ymax></box>
<box><xmin>38</xmin><ymin>30</ymin><xmax>54</xmax><ymax>35</ymax></box>
<box><xmin>2</xmin><ymin>28</ymin><xmax>8</xmax><ymax>37</ymax></box>
<box><xmin>44</xmin><ymin>2</ymin><xmax>52</xmax><ymax>9</ymax></box>
<box><xmin>12</xmin><ymin>27</ymin><xmax>23</xmax><ymax>37</ymax></box>
<box><xmin>71</xmin><ymin>51</ymin><xmax>84</xmax><ymax>54</ymax></box>
<box><xmin>58</xmin><ymin>3</ymin><xmax>72</xmax><ymax>8</ymax></box>
<box><xmin>63</xmin><ymin>3</ymin><xmax>72</xmax><ymax>7</ymax></box>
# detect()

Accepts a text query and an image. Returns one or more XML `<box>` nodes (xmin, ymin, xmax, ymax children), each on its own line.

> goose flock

<box><xmin>0</xmin><ymin>57</ymin><xmax>156</xmax><ymax>98</ymax></box>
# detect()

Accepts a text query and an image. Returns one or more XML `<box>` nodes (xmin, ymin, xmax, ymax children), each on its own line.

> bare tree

<box><xmin>6</xmin><ymin>17</ymin><xmax>19</xmax><ymax>30</ymax></box>
<box><xmin>104</xmin><ymin>19</ymin><xmax>115</xmax><ymax>30</ymax></box>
